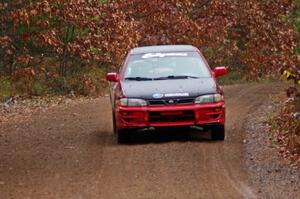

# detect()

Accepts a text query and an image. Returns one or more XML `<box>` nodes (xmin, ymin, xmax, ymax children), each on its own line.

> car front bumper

<box><xmin>115</xmin><ymin>102</ymin><xmax>225</xmax><ymax>129</ymax></box>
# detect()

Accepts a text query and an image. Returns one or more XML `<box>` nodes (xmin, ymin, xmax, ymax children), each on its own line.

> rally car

<box><xmin>106</xmin><ymin>45</ymin><xmax>228</xmax><ymax>143</ymax></box>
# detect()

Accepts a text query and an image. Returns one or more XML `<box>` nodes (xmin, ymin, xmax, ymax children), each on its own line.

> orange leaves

<box><xmin>13</xmin><ymin>68</ymin><xmax>36</xmax><ymax>82</ymax></box>
<box><xmin>0</xmin><ymin>36</ymin><xmax>15</xmax><ymax>57</ymax></box>
<box><xmin>235</xmin><ymin>0</ymin><xmax>298</xmax><ymax>79</ymax></box>
<box><xmin>0</xmin><ymin>0</ymin><xmax>299</xmax><ymax>80</ymax></box>
<box><xmin>41</xmin><ymin>30</ymin><xmax>62</xmax><ymax>49</ymax></box>
<box><xmin>29</xmin><ymin>9</ymin><xmax>38</xmax><ymax>16</ymax></box>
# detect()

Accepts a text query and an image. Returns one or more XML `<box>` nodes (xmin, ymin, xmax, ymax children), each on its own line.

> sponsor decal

<box><xmin>168</xmin><ymin>99</ymin><xmax>175</xmax><ymax>104</ymax></box>
<box><xmin>142</xmin><ymin>53</ymin><xmax>188</xmax><ymax>59</ymax></box>
<box><xmin>153</xmin><ymin>93</ymin><xmax>164</xmax><ymax>99</ymax></box>
<box><xmin>164</xmin><ymin>93</ymin><xmax>189</xmax><ymax>97</ymax></box>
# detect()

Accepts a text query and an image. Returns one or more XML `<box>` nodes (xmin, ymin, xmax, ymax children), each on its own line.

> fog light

<box><xmin>144</xmin><ymin>113</ymin><xmax>149</xmax><ymax>123</ymax></box>
<box><xmin>215</xmin><ymin>108</ymin><xmax>222</xmax><ymax>112</ymax></box>
<box><xmin>195</xmin><ymin>111</ymin><xmax>200</xmax><ymax>120</ymax></box>
<box><xmin>120</xmin><ymin>111</ymin><xmax>129</xmax><ymax>116</ymax></box>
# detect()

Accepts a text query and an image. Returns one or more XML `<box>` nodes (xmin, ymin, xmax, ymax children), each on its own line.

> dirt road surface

<box><xmin>0</xmin><ymin>83</ymin><xmax>285</xmax><ymax>199</ymax></box>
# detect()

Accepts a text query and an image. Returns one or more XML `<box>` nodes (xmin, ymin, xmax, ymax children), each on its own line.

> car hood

<box><xmin>121</xmin><ymin>78</ymin><xmax>216</xmax><ymax>99</ymax></box>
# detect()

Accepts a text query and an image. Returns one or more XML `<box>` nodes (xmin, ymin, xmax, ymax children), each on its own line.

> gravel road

<box><xmin>0</xmin><ymin>83</ymin><xmax>291</xmax><ymax>199</ymax></box>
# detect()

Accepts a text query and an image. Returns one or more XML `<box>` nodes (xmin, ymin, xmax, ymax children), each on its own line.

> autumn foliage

<box><xmin>0</xmin><ymin>0</ymin><xmax>299</xmax><ymax>89</ymax></box>
<box><xmin>273</xmin><ymin>87</ymin><xmax>300</xmax><ymax>164</ymax></box>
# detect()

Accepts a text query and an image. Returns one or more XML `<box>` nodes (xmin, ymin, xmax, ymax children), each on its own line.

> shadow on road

<box><xmin>116</xmin><ymin>127</ymin><xmax>214</xmax><ymax>145</ymax></box>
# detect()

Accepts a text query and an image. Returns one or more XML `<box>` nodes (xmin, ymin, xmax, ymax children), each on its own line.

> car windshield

<box><xmin>124</xmin><ymin>52</ymin><xmax>211</xmax><ymax>80</ymax></box>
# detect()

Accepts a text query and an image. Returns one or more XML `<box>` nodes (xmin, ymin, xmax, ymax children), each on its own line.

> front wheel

<box><xmin>211</xmin><ymin>125</ymin><xmax>225</xmax><ymax>141</ymax></box>
<box><xmin>116</xmin><ymin>129</ymin><xmax>129</xmax><ymax>143</ymax></box>
<box><xmin>112</xmin><ymin>112</ymin><xmax>129</xmax><ymax>143</ymax></box>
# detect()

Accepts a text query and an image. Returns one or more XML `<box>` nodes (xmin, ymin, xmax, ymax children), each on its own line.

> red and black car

<box><xmin>106</xmin><ymin>45</ymin><xmax>228</xmax><ymax>143</ymax></box>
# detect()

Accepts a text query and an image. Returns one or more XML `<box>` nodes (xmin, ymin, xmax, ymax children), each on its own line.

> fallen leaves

<box><xmin>0</xmin><ymin>95</ymin><xmax>94</xmax><ymax>124</ymax></box>
<box><xmin>270</xmin><ymin>93</ymin><xmax>300</xmax><ymax>169</ymax></box>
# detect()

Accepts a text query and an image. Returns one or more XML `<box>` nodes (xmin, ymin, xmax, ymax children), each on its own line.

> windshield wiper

<box><xmin>125</xmin><ymin>77</ymin><xmax>153</xmax><ymax>81</ymax></box>
<box><xmin>154</xmin><ymin>75</ymin><xmax>200</xmax><ymax>80</ymax></box>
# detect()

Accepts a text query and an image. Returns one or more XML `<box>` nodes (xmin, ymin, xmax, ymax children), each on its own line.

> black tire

<box><xmin>116</xmin><ymin>129</ymin><xmax>129</xmax><ymax>144</ymax></box>
<box><xmin>211</xmin><ymin>125</ymin><xmax>225</xmax><ymax>141</ymax></box>
<box><xmin>112</xmin><ymin>112</ymin><xmax>117</xmax><ymax>135</ymax></box>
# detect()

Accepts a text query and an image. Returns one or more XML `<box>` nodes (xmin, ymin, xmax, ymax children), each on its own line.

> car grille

<box><xmin>148</xmin><ymin>98</ymin><xmax>195</xmax><ymax>106</ymax></box>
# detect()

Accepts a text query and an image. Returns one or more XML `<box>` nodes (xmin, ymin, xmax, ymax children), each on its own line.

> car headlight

<box><xmin>118</xmin><ymin>98</ymin><xmax>147</xmax><ymax>107</ymax></box>
<box><xmin>194</xmin><ymin>94</ymin><xmax>223</xmax><ymax>104</ymax></box>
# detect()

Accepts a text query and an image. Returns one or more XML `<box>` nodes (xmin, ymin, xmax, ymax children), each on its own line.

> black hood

<box><xmin>121</xmin><ymin>78</ymin><xmax>216</xmax><ymax>99</ymax></box>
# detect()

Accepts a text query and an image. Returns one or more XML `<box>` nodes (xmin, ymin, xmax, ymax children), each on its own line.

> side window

<box><xmin>118</xmin><ymin>53</ymin><xmax>128</xmax><ymax>75</ymax></box>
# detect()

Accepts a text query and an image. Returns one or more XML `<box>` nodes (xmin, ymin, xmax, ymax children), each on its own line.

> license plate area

<box><xmin>160</xmin><ymin>111</ymin><xmax>183</xmax><ymax>116</ymax></box>
<box><xmin>149</xmin><ymin>110</ymin><xmax>195</xmax><ymax>123</ymax></box>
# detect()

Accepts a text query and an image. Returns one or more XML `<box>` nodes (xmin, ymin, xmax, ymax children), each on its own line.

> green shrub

<box><xmin>0</xmin><ymin>78</ymin><xmax>13</xmax><ymax>101</ymax></box>
<box><xmin>14</xmin><ymin>80</ymin><xmax>30</xmax><ymax>95</ymax></box>
<box><xmin>217</xmin><ymin>70</ymin><xmax>246</xmax><ymax>85</ymax></box>
<box><xmin>51</xmin><ymin>77</ymin><xmax>71</xmax><ymax>94</ymax></box>
<box><xmin>68</xmin><ymin>68</ymin><xmax>108</xmax><ymax>95</ymax></box>
<box><xmin>0</xmin><ymin>65</ymin><xmax>108</xmax><ymax>98</ymax></box>
<box><xmin>30</xmin><ymin>80</ymin><xmax>47</xmax><ymax>96</ymax></box>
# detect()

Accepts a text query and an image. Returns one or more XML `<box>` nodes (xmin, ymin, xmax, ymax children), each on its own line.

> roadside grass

<box><xmin>217</xmin><ymin>69</ymin><xmax>282</xmax><ymax>86</ymax></box>
<box><xmin>217</xmin><ymin>70</ymin><xmax>247</xmax><ymax>85</ymax></box>
<box><xmin>0</xmin><ymin>67</ymin><xmax>109</xmax><ymax>102</ymax></box>
<box><xmin>0</xmin><ymin>78</ymin><xmax>15</xmax><ymax>102</ymax></box>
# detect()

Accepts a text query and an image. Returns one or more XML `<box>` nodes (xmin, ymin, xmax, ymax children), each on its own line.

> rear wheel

<box><xmin>211</xmin><ymin>125</ymin><xmax>225</xmax><ymax>141</ymax></box>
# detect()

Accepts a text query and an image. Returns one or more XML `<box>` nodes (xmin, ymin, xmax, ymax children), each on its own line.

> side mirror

<box><xmin>106</xmin><ymin>72</ymin><xmax>119</xmax><ymax>82</ymax></box>
<box><xmin>213</xmin><ymin>66</ymin><xmax>228</xmax><ymax>78</ymax></box>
